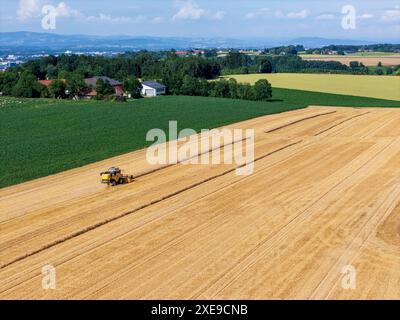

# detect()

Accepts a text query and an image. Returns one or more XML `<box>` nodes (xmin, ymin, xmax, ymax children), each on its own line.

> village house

<box><xmin>38</xmin><ymin>79</ymin><xmax>58</xmax><ymax>87</ymax></box>
<box><xmin>38</xmin><ymin>77</ymin><xmax>169</xmax><ymax>98</ymax></box>
<box><xmin>38</xmin><ymin>79</ymin><xmax>69</xmax><ymax>96</ymax></box>
<box><xmin>38</xmin><ymin>76</ymin><xmax>125</xmax><ymax>98</ymax></box>
<box><xmin>141</xmin><ymin>81</ymin><xmax>167</xmax><ymax>97</ymax></box>
<box><xmin>84</xmin><ymin>76</ymin><xmax>124</xmax><ymax>97</ymax></box>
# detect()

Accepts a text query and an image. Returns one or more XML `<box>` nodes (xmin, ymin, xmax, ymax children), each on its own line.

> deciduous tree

<box><xmin>123</xmin><ymin>76</ymin><xmax>142</xmax><ymax>98</ymax></box>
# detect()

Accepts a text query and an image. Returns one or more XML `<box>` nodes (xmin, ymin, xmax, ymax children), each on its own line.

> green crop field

<box><xmin>225</xmin><ymin>73</ymin><xmax>400</xmax><ymax>101</ymax></box>
<box><xmin>1</xmin><ymin>90</ymin><xmax>400</xmax><ymax>188</ymax></box>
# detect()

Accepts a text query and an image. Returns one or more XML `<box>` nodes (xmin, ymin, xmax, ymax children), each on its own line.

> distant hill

<box><xmin>288</xmin><ymin>37</ymin><xmax>373</xmax><ymax>48</ymax></box>
<box><xmin>0</xmin><ymin>31</ymin><xmax>384</xmax><ymax>54</ymax></box>
<box><xmin>0</xmin><ymin>32</ymin><xmax>204</xmax><ymax>52</ymax></box>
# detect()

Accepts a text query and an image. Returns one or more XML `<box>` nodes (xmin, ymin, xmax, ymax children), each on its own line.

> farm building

<box><xmin>38</xmin><ymin>79</ymin><xmax>53</xmax><ymax>87</ymax></box>
<box><xmin>84</xmin><ymin>76</ymin><xmax>125</xmax><ymax>97</ymax></box>
<box><xmin>38</xmin><ymin>76</ymin><xmax>125</xmax><ymax>98</ymax></box>
<box><xmin>38</xmin><ymin>79</ymin><xmax>68</xmax><ymax>96</ymax></box>
<box><xmin>141</xmin><ymin>81</ymin><xmax>167</xmax><ymax>97</ymax></box>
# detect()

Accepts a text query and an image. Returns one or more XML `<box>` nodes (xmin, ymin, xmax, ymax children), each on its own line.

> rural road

<box><xmin>1</xmin><ymin>106</ymin><xmax>400</xmax><ymax>299</ymax></box>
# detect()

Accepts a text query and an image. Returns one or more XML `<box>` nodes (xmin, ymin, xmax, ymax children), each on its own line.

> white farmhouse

<box><xmin>141</xmin><ymin>81</ymin><xmax>167</xmax><ymax>97</ymax></box>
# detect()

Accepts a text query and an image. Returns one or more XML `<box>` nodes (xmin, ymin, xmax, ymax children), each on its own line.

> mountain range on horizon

<box><xmin>0</xmin><ymin>31</ymin><xmax>395</xmax><ymax>54</ymax></box>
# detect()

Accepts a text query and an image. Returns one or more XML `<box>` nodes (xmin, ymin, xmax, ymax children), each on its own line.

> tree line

<box><xmin>218</xmin><ymin>51</ymin><xmax>361</xmax><ymax>75</ymax></box>
<box><xmin>0</xmin><ymin>51</ymin><xmax>221</xmax><ymax>99</ymax></box>
<box><xmin>2</xmin><ymin>47</ymin><xmax>389</xmax><ymax>101</ymax></box>
<box><xmin>314</xmin><ymin>44</ymin><xmax>400</xmax><ymax>53</ymax></box>
<box><xmin>179</xmin><ymin>77</ymin><xmax>272</xmax><ymax>101</ymax></box>
<box><xmin>0</xmin><ymin>51</ymin><xmax>274</xmax><ymax>101</ymax></box>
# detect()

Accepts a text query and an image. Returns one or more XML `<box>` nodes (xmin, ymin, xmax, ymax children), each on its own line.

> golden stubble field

<box><xmin>1</xmin><ymin>106</ymin><xmax>400</xmax><ymax>299</ymax></box>
<box><xmin>301</xmin><ymin>54</ymin><xmax>400</xmax><ymax>67</ymax></box>
<box><xmin>226</xmin><ymin>73</ymin><xmax>400</xmax><ymax>101</ymax></box>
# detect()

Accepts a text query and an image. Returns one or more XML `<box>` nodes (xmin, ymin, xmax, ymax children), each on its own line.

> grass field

<box><xmin>1</xmin><ymin>90</ymin><xmax>399</xmax><ymax>188</ymax></box>
<box><xmin>226</xmin><ymin>73</ymin><xmax>400</xmax><ymax>100</ymax></box>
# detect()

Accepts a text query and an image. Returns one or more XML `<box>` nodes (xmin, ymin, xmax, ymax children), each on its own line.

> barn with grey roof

<box><xmin>141</xmin><ymin>81</ymin><xmax>167</xmax><ymax>97</ymax></box>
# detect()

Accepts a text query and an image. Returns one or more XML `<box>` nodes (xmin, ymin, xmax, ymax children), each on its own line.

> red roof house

<box><xmin>84</xmin><ymin>76</ymin><xmax>125</xmax><ymax>97</ymax></box>
<box><xmin>38</xmin><ymin>79</ymin><xmax>55</xmax><ymax>87</ymax></box>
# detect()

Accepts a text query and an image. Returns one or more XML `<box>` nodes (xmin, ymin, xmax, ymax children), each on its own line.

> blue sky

<box><xmin>1</xmin><ymin>0</ymin><xmax>399</xmax><ymax>41</ymax></box>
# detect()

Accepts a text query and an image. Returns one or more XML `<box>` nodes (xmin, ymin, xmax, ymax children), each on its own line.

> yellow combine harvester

<box><xmin>100</xmin><ymin>167</ymin><xmax>134</xmax><ymax>186</ymax></box>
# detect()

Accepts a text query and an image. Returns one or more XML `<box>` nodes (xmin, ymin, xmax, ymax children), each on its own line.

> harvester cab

<box><xmin>100</xmin><ymin>167</ymin><xmax>134</xmax><ymax>186</ymax></box>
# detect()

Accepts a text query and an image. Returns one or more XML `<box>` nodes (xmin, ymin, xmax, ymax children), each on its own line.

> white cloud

<box><xmin>18</xmin><ymin>0</ymin><xmax>41</xmax><ymax>20</ymax></box>
<box><xmin>287</xmin><ymin>10</ymin><xmax>310</xmax><ymax>19</ymax></box>
<box><xmin>86</xmin><ymin>13</ymin><xmax>145</xmax><ymax>23</ymax></box>
<box><xmin>151</xmin><ymin>16</ymin><xmax>164</xmax><ymax>24</ymax></box>
<box><xmin>382</xmin><ymin>6</ymin><xmax>400</xmax><ymax>21</ymax></box>
<box><xmin>315</xmin><ymin>12</ymin><xmax>372</xmax><ymax>21</ymax></box>
<box><xmin>316</xmin><ymin>13</ymin><xmax>336</xmax><ymax>20</ymax></box>
<box><xmin>17</xmin><ymin>0</ymin><xmax>141</xmax><ymax>24</ymax></box>
<box><xmin>245</xmin><ymin>8</ymin><xmax>269</xmax><ymax>20</ymax></box>
<box><xmin>359</xmin><ymin>13</ymin><xmax>374</xmax><ymax>19</ymax></box>
<box><xmin>52</xmin><ymin>2</ymin><xmax>81</xmax><ymax>18</ymax></box>
<box><xmin>17</xmin><ymin>0</ymin><xmax>81</xmax><ymax>20</ymax></box>
<box><xmin>275</xmin><ymin>9</ymin><xmax>309</xmax><ymax>19</ymax></box>
<box><xmin>173</xmin><ymin>1</ymin><xmax>205</xmax><ymax>20</ymax></box>
<box><xmin>173</xmin><ymin>1</ymin><xmax>224</xmax><ymax>21</ymax></box>
<box><xmin>212</xmin><ymin>11</ymin><xmax>225</xmax><ymax>20</ymax></box>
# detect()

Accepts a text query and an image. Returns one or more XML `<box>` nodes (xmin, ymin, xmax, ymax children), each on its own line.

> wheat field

<box><xmin>1</xmin><ymin>106</ymin><xmax>400</xmax><ymax>299</ymax></box>
<box><xmin>300</xmin><ymin>54</ymin><xmax>400</xmax><ymax>67</ymax></box>
<box><xmin>225</xmin><ymin>73</ymin><xmax>400</xmax><ymax>101</ymax></box>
